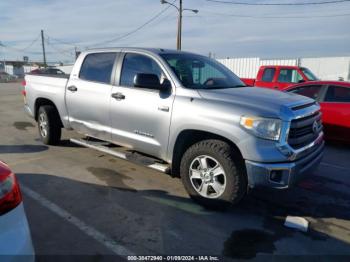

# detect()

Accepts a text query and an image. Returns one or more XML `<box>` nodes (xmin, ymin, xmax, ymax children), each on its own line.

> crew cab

<box><xmin>241</xmin><ymin>65</ymin><xmax>318</xmax><ymax>90</ymax></box>
<box><xmin>23</xmin><ymin>48</ymin><xmax>324</xmax><ymax>208</ymax></box>
<box><xmin>286</xmin><ymin>81</ymin><xmax>350</xmax><ymax>143</ymax></box>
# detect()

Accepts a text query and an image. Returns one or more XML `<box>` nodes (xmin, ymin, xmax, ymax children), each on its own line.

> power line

<box><xmin>17</xmin><ymin>34</ymin><xmax>41</xmax><ymax>52</ymax></box>
<box><xmin>45</xmin><ymin>38</ymin><xmax>75</xmax><ymax>60</ymax></box>
<box><xmin>89</xmin><ymin>1</ymin><xmax>176</xmax><ymax>47</ymax></box>
<box><xmin>0</xmin><ymin>34</ymin><xmax>41</xmax><ymax>52</ymax></box>
<box><xmin>45</xmin><ymin>33</ymin><xmax>77</xmax><ymax>48</ymax></box>
<box><xmin>199</xmin><ymin>10</ymin><xmax>350</xmax><ymax>18</ymax></box>
<box><xmin>205</xmin><ymin>0</ymin><xmax>350</xmax><ymax>6</ymax></box>
<box><xmin>46</xmin><ymin>38</ymin><xmax>75</xmax><ymax>54</ymax></box>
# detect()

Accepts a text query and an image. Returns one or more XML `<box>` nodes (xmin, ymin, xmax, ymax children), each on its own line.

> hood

<box><xmin>197</xmin><ymin>87</ymin><xmax>314</xmax><ymax>119</ymax></box>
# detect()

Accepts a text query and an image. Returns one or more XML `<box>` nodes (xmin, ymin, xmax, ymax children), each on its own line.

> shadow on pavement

<box><xmin>0</xmin><ymin>144</ymin><xmax>48</xmax><ymax>153</ymax></box>
<box><xmin>16</xmin><ymin>168</ymin><xmax>350</xmax><ymax>259</ymax></box>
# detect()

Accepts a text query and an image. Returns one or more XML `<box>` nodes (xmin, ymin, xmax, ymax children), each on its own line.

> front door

<box><xmin>110</xmin><ymin>52</ymin><xmax>175</xmax><ymax>159</ymax></box>
<box><xmin>321</xmin><ymin>85</ymin><xmax>350</xmax><ymax>141</ymax></box>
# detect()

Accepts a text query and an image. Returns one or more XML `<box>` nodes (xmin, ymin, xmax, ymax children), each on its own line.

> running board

<box><xmin>70</xmin><ymin>138</ymin><xmax>170</xmax><ymax>173</ymax></box>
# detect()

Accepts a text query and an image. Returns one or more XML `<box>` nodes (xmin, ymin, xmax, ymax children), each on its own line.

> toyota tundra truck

<box><xmin>23</xmin><ymin>48</ymin><xmax>324</xmax><ymax>208</ymax></box>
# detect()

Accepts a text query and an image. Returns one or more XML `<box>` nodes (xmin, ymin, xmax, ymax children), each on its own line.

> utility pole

<box><xmin>177</xmin><ymin>0</ymin><xmax>183</xmax><ymax>50</ymax></box>
<box><xmin>161</xmin><ymin>0</ymin><xmax>198</xmax><ymax>51</ymax></box>
<box><xmin>41</xmin><ymin>30</ymin><xmax>47</xmax><ymax>68</ymax></box>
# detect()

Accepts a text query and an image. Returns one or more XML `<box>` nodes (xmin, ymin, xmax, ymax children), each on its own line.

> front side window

<box><xmin>278</xmin><ymin>69</ymin><xmax>303</xmax><ymax>83</ymax></box>
<box><xmin>324</xmin><ymin>86</ymin><xmax>350</xmax><ymax>102</ymax></box>
<box><xmin>261</xmin><ymin>68</ymin><xmax>275</xmax><ymax>82</ymax></box>
<box><xmin>79</xmin><ymin>52</ymin><xmax>117</xmax><ymax>84</ymax></box>
<box><xmin>289</xmin><ymin>85</ymin><xmax>322</xmax><ymax>100</ymax></box>
<box><xmin>120</xmin><ymin>53</ymin><xmax>163</xmax><ymax>87</ymax></box>
<box><xmin>160</xmin><ymin>53</ymin><xmax>244</xmax><ymax>89</ymax></box>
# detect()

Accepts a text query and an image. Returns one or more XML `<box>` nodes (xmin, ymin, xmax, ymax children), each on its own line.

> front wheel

<box><xmin>180</xmin><ymin>139</ymin><xmax>247</xmax><ymax>209</ymax></box>
<box><xmin>37</xmin><ymin>105</ymin><xmax>61</xmax><ymax>145</ymax></box>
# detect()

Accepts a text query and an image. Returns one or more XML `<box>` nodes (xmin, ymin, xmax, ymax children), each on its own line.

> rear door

<box><xmin>66</xmin><ymin>52</ymin><xmax>118</xmax><ymax>141</ymax></box>
<box><xmin>255</xmin><ymin>67</ymin><xmax>277</xmax><ymax>89</ymax></box>
<box><xmin>321</xmin><ymin>85</ymin><xmax>350</xmax><ymax>141</ymax></box>
<box><xmin>109</xmin><ymin>52</ymin><xmax>175</xmax><ymax>159</ymax></box>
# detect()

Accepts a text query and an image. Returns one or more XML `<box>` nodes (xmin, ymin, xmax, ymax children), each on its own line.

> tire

<box><xmin>37</xmin><ymin>105</ymin><xmax>61</xmax><ymax>145</ymax></box>
<box><xmin>180</xmin><ymin>139</ymin><xmax>247</xmax><ymax>209</ymax></box>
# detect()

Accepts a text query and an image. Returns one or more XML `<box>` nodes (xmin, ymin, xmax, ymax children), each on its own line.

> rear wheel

<box><xmin>37</xmin><ymin>105</ymin><xmax>61</xmax><ymax>145</ymax></box>
<box><xmin>180</xmin><ymin>139</ymin><xmax>247</xmax><ymax>209</ymax></box>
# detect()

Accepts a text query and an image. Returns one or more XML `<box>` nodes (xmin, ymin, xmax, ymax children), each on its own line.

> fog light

<box><xmin>270</xmin><ymin>170</ymin><xmax>283</xmax><ymax>183</ymax></box>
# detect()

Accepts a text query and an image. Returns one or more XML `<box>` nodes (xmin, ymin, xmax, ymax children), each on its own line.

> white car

<box><xmin>0</xmin><ymin>161</ymin><xmax>34</xmax><ymax>261</ymax></box>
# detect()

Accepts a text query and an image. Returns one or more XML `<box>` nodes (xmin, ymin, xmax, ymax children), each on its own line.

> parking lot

<box><xmin>1</xmin><ymin>82</ymin><xmax>350</xmax><ymax>259</ymax></box>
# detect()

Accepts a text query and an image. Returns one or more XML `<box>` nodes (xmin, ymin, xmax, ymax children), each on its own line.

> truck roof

<box><xmin>259</xmin><ymin>65</ymin><xmax>303</xmax><ymax>69</ymax></box>
<box><xmin>83</xmin><ymin>47</ymin><xmax>196</xmax><ymax>56</ymax></box>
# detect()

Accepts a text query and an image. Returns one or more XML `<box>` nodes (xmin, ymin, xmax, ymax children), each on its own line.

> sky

<box><xmin>0</xmin><ymin>0</ymin><xmax>350</xmax><ymax>63</ymax></box>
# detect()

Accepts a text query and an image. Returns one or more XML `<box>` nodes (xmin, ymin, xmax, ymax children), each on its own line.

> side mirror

<box><xmin>161</xmin><ymin>78</ymin><xmax>172</xmax><ymax>93</ymax></box>
<box><xmin>134</xmin><ymin>73</ymin><xmax>161</xmax><ymax>90</ymax></box>
<box><xmin>298</xmin><ymin>79</ymin><xmax>306</xmax><ymax>83</ymax></box>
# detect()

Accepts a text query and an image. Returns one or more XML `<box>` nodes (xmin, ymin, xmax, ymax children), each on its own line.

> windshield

<box><xmin>301</xmin><ymin>67</ymin><xmax>318</xmax><ymax>81</ymax></box>
<box><xmin>160</xmin><ymin>53</ymin><xmax>245</xmax><ymax>89</ymax></box>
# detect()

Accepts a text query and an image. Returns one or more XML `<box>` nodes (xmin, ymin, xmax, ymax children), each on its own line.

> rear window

<box><xmin>325</xmin><ymin>86</ymin><xmax>350</xmax><ymax>102</ymax></box>
<box><xmin>261</xmin><ymin>68</ymin><xmax>275</xmax><ymax>82</ymax></box>
<box><xmin>79</xmin><ymin>53</ymin><xmax>117</xmax><ymax>84</ymax></box>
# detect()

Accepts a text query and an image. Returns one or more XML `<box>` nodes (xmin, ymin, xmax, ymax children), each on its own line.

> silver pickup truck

<box><xmin>23</xmin><ymin>48</ymin><xmax>324</xmax><ymax>208</ymax></box>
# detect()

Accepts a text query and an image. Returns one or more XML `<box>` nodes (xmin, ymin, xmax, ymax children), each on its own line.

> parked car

<box><xmin>0</xmin><ymin>161</ymin><xmax>35</xmax><ymax>259</ymax></box>
<box><xmin>241</xmin><ymin>65</ymin><xmax>318</xmax><ymax>90</ymax></box>
<box><xmin>286</xmin><ymin>81</ymin><xmax>350</xmax><ymax>143</ymax></box>
<box><xmin>0</xmin><ymin>72</ymin><xmax>18</xmax><ymax>82</ymax></box>
<box><xmin>29</xmin><ymin>67</ymin><xmax>66</xmax><ymax>75</ymax></box>
<box><xmin>23</xmin><ymin>48</ymin><xmax>324</xmax><ymax>208</ymax></box>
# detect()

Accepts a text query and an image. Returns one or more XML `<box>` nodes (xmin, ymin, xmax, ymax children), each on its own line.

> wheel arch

<box><xmin>34</xmin><ymin>98</ymin><xmax>63</xmax><ymax>127</ymax></box>
<box><xmin>170</xmin><ymin>129</ymin><xmax>244</xmax><ymax>177</ymax></box>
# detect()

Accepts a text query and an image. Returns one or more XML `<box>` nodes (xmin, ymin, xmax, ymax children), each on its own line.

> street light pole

<box><xmin>161</xmin><ymin>0</ymin><xmax>198</xmax><ymax>51</ymax></box>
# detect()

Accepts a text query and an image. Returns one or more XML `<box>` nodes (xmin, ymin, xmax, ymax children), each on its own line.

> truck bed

<box><xmin>241</xmin><ymin>78</ymin><xmax>255</xmax><ymax>87</ymax></box>
<box><xmin>24</xmin><ymin>74</ymin><xmax>70</xmax><ymax>127</ymax></box>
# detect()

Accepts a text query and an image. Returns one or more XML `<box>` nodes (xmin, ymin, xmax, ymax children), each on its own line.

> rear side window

<box><xmin>289</xmin><ymin>85</ymin><xmax>322</xmax><ymax>100</ymax></box>
<box><xmin>324</xmin><ymin>86</ymin><xmax>350</xmax><ymax>102</ymax></box>
<box><xmin>261</xmin><ymin>68</ymin><xmax>275</xmax><ymax>82</ymax></box>
<box><xmin>79</xmin><ymin>53</ymin><xmax>117</xmax><ymax>84</ymax></box>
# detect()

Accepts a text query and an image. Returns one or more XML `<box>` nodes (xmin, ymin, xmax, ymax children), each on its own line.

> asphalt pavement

<box><xmin>1</xmin><ymin>82</ymin><xmax>349</xmax><ymax>260</ymax></box>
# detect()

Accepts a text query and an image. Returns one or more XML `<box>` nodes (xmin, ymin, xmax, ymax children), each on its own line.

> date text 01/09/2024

<box><xmin>127</xmin><ymin>256</ymin><xmax>220</xmax><ymax>261</ymax></box>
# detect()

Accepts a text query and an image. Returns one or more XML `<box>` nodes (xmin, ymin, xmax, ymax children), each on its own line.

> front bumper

<box><xmin>245</xmin><ymin>140</ymin><xmax>324</xmax><ymax>189</ymax></box>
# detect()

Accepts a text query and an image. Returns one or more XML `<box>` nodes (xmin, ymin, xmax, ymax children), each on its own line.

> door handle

<box><xmin>158</xmin><ymin>105</ymin><xmax>169</xmax><ymax>112</ymax></box>
<box><xmin>111</xmin><ymin>92</ymin><xmax>125</xmax><ymax>100</ymax></box>
<box><xmin>67</xmin><ymin>86</ymin><xmax>78</xmax><ymax>92</ymax></box>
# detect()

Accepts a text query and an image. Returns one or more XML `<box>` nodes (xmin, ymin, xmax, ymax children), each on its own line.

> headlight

<box><xmin>240</xmin><ymin>116</ymin><xmax>282</xmax><ymax>141</ymax></box>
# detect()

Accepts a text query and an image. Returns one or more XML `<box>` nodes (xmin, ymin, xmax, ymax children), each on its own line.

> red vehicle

<box><xmin>242</xmin><ymin>65</ymin><xmax>318</xmax><ymax>90</ymax></box>
<box><xmin>285</xmin><ymin>81</ymin><xmax>350</xmax><ymax>143</ymax></box>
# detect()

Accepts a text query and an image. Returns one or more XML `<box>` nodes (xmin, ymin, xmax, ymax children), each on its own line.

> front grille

<box><xmin>288</xmin><ymin>111</ymin><xmax>322</xmax><ymax>149</ymax></box>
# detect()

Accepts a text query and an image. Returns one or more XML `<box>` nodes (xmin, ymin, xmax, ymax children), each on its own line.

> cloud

<box><xmin>0</xmin><ymin>0</ymin><xmax>349</xmax><ymax>62</ymax></box>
